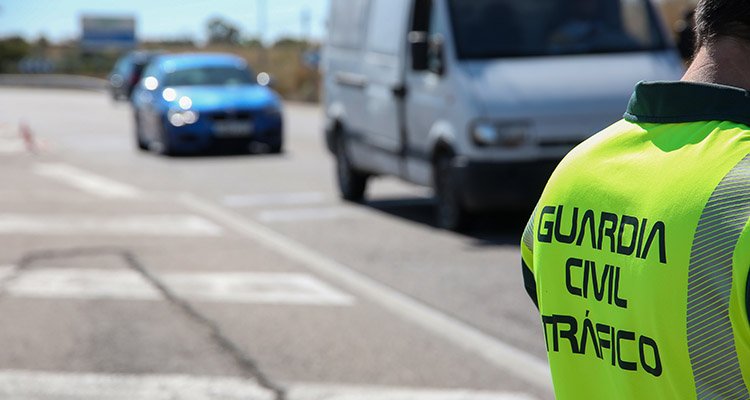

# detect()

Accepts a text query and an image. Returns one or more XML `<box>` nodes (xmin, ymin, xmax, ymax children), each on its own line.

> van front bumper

<box><xmin>453</xmin><ymin>158</ymin><xmax>561</xmax><ymax>211</ymax></box>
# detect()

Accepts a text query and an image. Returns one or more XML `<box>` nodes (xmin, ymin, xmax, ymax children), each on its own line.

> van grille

<box><xmin>538</xmin><ymin>138</ymin><xmax>582</xmax><ymax>148</ymax></box>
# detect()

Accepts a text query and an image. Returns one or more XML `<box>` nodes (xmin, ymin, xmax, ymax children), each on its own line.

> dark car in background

<box><xmin>131</xmin><ymin>53</ymin><xmax>283</xmax><ymax>155</ymax></box>
<box><xmin>108</xmin><ymin>50</ymin><xmax>163</xmax><ymax>101</ymax></box>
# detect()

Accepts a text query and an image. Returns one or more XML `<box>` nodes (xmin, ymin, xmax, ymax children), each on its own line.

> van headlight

<box><xmin>472</xmin><ymin>121</ymin><xmax>529</xmax><ymax>147</ymax></box>
<box><xmin>168</xmin><ymin>109</ymin><xmax>199</xmax><ymax>127</ymax></box>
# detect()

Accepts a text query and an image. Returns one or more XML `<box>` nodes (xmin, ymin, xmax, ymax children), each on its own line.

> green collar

<box><xmin>623</xmin><ymin>81</ymin><xmax>750</xmax><ymax>126</ymax></box>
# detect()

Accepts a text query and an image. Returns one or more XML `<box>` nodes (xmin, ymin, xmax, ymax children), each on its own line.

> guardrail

<box><xmin>0</xmin><ymin>74</ymin><xmax>108</xmax><ymax>92</ymax></box>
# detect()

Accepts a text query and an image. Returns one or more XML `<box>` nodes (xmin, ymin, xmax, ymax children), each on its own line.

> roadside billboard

<box><xmin>80</xmin><ymin>16</ymin><xmax>136</xmax><ymax>51</ymax></box>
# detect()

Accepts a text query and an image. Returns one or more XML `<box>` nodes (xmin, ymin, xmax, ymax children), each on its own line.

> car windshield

<box><xmin>163</xmin><ymin>66</ymin><xmax>254</xmax><ymax>87</ymax></box>
<box><xmin>447</xmin><ymin>0</ymin><xmax>666</xmax><ymax>59</ymax></box>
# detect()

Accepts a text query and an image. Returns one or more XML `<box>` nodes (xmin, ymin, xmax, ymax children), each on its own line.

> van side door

<box><xmin>360</xmin><ymin>0</ymin><xmax>412</xmax><ymax>155</ymax></box>
<box><xmin>326</xmin><ymin>0</ymin><xmax>371</xmax><ymax>141</ymax></box>
<box><xmin>404</xmin><ymin>0</ymin><xmax>453</xmax><ymax>185</ymax></box>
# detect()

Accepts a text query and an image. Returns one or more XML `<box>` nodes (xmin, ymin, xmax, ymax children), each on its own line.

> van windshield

<box><xmin>447</xmin><ymin>0</ymin><xmax>667</xmax><ymax>59</ymax></box>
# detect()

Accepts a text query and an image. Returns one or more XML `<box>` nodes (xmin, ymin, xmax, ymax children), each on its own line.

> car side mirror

<box><xmin>409</xmin><ymin>31</ymin><xmax>429</xmax><ymax>71</ymax></box>
<box><xmin>428</xmin><ymin>35</ymin><xmax>446</xmax><ymax>76</ymax></box>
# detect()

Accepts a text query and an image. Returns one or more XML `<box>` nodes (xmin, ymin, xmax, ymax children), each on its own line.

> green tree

<box><xmin>0</xmin><ymin>36</ymin><xmax>31</xmax><ymax>72</ymax></box>
<box><xmin>207</xmin><ymin>17</ymin><xmax>241</xmax><ymax>45</ymax></box>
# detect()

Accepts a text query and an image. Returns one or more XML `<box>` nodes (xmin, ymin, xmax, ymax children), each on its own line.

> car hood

<box><xmin>163</xmin><ymin>85</ymin><xmax>279</xmax><ymax>111</ymax></box>
<box><xmin>460</xmin><ymin>51</ymin><xmax>684</xmax><ymax>140</ymax></box>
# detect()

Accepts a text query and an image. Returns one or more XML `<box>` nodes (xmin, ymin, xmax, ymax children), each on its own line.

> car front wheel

<box><xmin>134</xmin><ymin>112</ymin><xmax>148</xmax><ymax>151</ymax></box>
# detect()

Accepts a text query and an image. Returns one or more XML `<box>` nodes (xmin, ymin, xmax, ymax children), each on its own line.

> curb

<box><xmin>0</xmin><ymin>74</ymin><xmax>108</xmax><ymax>92</ymax></box>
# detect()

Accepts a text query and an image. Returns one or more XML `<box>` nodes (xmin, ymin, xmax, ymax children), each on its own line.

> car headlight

<box><xmin>168</xmin><ymin>109</ymin><xmax>199</xmax><ymax>127</ymax></box>
<box><xmin>472</xmin><ymin>121</ymin><xmax>529</xmax><ymax>147</ymax></box>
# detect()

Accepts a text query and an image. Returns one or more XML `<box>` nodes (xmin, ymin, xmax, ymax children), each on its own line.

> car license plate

<box><xmin>214</xmin><ymin>121</ymin><xmax>253</xmax><ymax>137</ymax></box>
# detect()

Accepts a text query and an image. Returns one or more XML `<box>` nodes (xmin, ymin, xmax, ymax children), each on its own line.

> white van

<box><xmin>323</xmin><ymin>0</ymin><xmax>684</xmax><ymax>230</ymax></box>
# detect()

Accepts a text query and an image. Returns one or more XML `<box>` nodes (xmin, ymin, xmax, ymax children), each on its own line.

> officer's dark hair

<box><xmin>694</xmin><ymin>0</ymin><xmax>750</xmax><ymax>47</ymax></box>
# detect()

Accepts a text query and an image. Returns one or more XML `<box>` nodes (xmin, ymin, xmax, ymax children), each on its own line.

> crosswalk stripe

<box><xmin>180</xmin><ymin>194</ymin><xmax>554</xmax><ymax>392</ymax></box>
<box><xmin>0</xmin><ymin>137</ymin><xmax>24</xmax><ymax>154</ymax></box>
<box><xmin>0</xmin><ymin>370</ymin><xmax>274</xmax><ymax>400</ymax></box>
<box><xmin>289</xmin><ymin>384</ymin><xmax>538</xmax><ymax>400</ymax></box>
<box><xmin>5</xmin><ymin>268</ymin><xmax>355</xmax><ymax>305</ymax></box>
<box><xmin>0</xmin><ymin>370</ymin><xmax>538</xmax><ymax>400</ymax></box>
<box><xmin>223</xmin><ymin>192</ymin><xmax>326</xmax><ymax>208</ymax></box>
<box><xmin>0</xmin><ymin>265</ymin><xmax>17</xmax><ymax>281</ymax></box>
<box><xmin>257</xmin><ymin>207</ymin><xmax>352</xmax><ymax>223</ymax></box>
<box><xmin>164</xmin><ymin>272</ymin><xmax>355</xmax><ymax>305</ymax></box>
<box><xmin>7</xmin><ymin>268</ymin><xmax>162</xmax><ymax>300</ymax></box>
<box><xmin>34</xmin><ymin>163</ymin><xmax>143</xmax><ymax>199</ymax></box>
<box><xmin>0</xmin><ymin>214</ymin><xmax>224</xmax><ymax>236</ymax></box>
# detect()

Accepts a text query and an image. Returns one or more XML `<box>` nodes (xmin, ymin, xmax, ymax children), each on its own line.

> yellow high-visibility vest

<box><xmin>522</xmin><ymin>81</ymin><xmax>750</xmax><ymax>399</ymax></box>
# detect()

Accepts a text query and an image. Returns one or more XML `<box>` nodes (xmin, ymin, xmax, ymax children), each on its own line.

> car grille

<box><xmin>209</xmin><ymin>111</ymin><xmax>254</xmax><ymax>122</ymax></box>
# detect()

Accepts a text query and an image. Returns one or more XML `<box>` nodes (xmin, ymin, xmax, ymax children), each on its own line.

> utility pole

<box><xmin>300</xmin><ymin>8</ymin><xmax>311</xmax><ymax>47</ymax></box>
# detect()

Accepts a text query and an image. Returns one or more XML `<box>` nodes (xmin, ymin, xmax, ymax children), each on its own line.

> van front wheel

<box><xmin>435</xmin><ymin>154</ymin><xmax>468</xmax><ymax>231</ymax></box>
<box><xmin>336</xmin><ymin>135</ymin><xmax>368</xmax><ymax>202</ymax></box>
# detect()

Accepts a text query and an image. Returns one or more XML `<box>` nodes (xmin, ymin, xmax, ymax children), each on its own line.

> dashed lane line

<box><xmin>33</xmin><ymin>163</ymin><xmax>143</xmax><ymax>199</ymax></box>
<box><xmin>179</xmin><ymin>193</ymin><xmax>554</xmax><ymax>393</ymax></box>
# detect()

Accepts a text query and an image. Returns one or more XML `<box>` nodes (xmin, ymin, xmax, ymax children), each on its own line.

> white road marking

<box><xmin>164</xmin><ymin>272</ymin><xmax>355</xmax><ymax>305</ymax></box>
<box><xmin>0</xmin><ymin>370</ymin><xmax>537</xmax><ymax>400</ymax></box>
<box><xmin>7</xmin><ymin>268</ymin><xmax>162</xmax><ymax>300</ymax></box>
<box><xmin>257</xmin><ymin>207</ymin><xmax>352</xmax><ymax>223</ymax></box>
<box><xmin>223</xmin><ymin>192</ymin><xmax>326</xmax><ymax>208</ymax></box>
<box><xmin>6</xmin><ymin>268</ymin><xmax>354</xmax><ymax>305</ymax></box>
<box><xmin>0</xmin><ymin>370</ymin><xmax>274</xmax><ymax>400</ymax></box>
<box><xmin>0</xmin><ymin>265</ymin><xmax>17</xmax><ymax>281</ymax></box>
<box><xmin>0</xmin><ymin>137</ymin><xmax>24</xmax><ymax>154</ymax></box>
<box><xmin>179</xmin><ymin>194</ymin><xmax>554</xmax><ymax>393</ymax></box>
<box><xmin>0</xmin><ymin>214</ymin><xmax>224</xmax><ymax>236</ymax></box>
<box><xmin>34</xmin><ymin>163</ymin><xmax>143</xmax><ymax>199</ymax></box>
<box><xmin>0</xmin><ymin>124</ymin><xmax>23</xmax><ymax>153</ymax></box>
<box><xmin>289</xmin><ymin>384</ymin><xmax>537</xmax><ymax>400</ymax></box>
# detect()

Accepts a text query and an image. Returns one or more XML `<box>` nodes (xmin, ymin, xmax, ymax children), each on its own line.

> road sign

<box><xmin>80</xmin><ymin>15</ymin><xmax>136</xmax><ymax>51</ymax></box>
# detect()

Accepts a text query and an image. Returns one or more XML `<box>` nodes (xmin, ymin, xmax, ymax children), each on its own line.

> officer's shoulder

<box><xmin>565</xmin><ymin>119</ymin><xmax>634</xmax><ymax>160</ymax></box>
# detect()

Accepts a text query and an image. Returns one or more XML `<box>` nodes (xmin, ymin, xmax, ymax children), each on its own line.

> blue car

<box><xmin>132</xmin><ymin>53</ymin><xmax>283</xmax><ymax>155</ymax></box>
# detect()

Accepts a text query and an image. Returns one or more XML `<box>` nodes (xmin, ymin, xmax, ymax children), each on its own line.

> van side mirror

<box><xmin>409</xmin><ymin>31</ymin><xmax>429</xmax><ymax>71</ymax></box>
<box><xmin>428</xmin><ymin>35</ymin><xmax>445</xmax><ymax>76</ymax></box>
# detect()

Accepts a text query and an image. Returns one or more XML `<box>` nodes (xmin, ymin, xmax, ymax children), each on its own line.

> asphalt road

<box><xmin>0</xmin><ymin>87</ymin><xmax>551</xmax><ymax>400</ymax></box>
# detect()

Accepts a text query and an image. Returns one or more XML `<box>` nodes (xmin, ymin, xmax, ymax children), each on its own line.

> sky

<box><xmin>0</xmin><ymin>0</ymin><xmax>330</xmax><ymax>44</ymax></box>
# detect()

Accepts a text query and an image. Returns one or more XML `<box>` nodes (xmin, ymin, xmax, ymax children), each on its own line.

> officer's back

<box><xmin>521</xmin><ymin>0</ymin><xmax>750</xmax><ymax>398</ymax></box>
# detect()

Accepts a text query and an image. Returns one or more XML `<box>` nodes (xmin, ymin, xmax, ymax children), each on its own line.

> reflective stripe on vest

<box><xmin>688</xmin><ymin>154</ymin><xmax>750</xmax><ymax>400</ymax></box>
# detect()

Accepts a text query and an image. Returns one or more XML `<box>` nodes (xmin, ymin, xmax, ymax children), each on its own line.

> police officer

<box><xmin>521</xmin><ymin>0</ymin><xmax>750</xmax><ymax>398</ymax></box>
